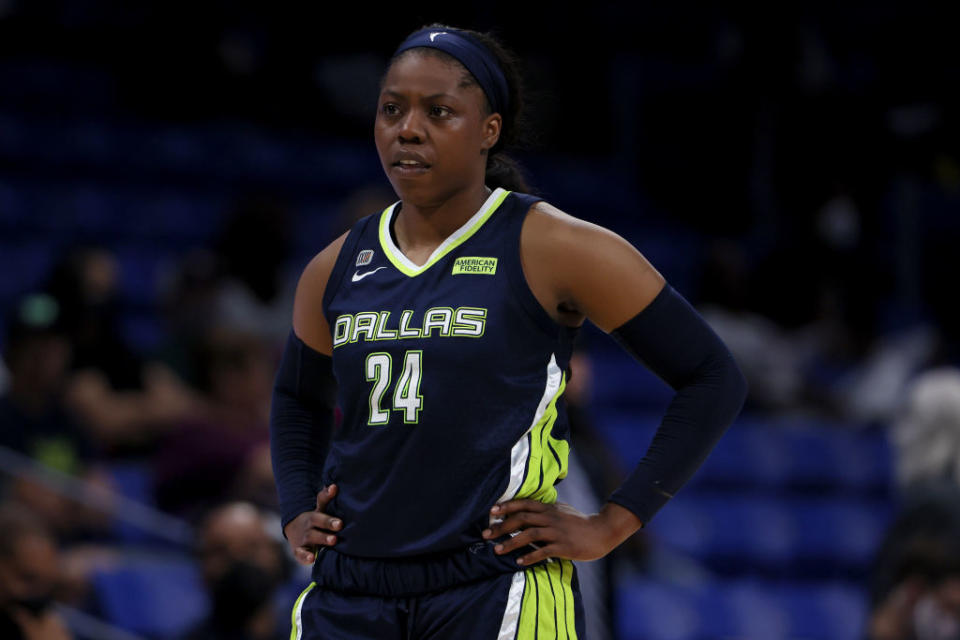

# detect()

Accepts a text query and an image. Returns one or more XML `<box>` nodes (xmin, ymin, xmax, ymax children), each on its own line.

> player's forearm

<box><xmin>270</xmin><ymin>331</ymin><xmax>336</xmax><ymax>531</ymax></box>
<box><xmin>270</xmin><ymin>387</ymin><xmax>328</xmax><ymax>529</ymax></box>
<box><xmin>606</xmin><ymin>284</ymin><xmax>748</xmax><ymax>525</ymax></box>
<box><xmin>595</xmin><ymin>501</ymin><xmax>645</xmax><ymax>550</ymax></box>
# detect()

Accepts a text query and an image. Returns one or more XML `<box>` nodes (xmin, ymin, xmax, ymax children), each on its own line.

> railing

<box><xmin>0</xmin><ymin>445</ymin><xmax>194</xmax><ymax>546</ymax></box>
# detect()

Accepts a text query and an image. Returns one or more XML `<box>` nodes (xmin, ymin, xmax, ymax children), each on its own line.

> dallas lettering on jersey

<box><xmin>333</xmin><ymin>307</ymin><xmax>487</xmax><ymax>347</ymax></box>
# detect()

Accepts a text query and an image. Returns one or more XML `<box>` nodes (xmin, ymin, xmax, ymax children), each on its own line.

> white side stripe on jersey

<box><xmin>497</xmin><ymin>570</ymin><xmax>527</xmax><ymax>640</ymax></box>
<box><xmin>496</xmin><ymin>353</ymin><xmax>562</xmax><ymax>507</ymax></box>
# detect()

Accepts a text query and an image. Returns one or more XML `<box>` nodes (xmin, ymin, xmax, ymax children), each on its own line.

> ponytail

<box><xmin>467</xmin><ymin>27</ymin><xmax>536</xmax><ymax>195</ymax></box>
<box><xmin>486</xmin><ymin>152</ymin><xmax>531</xmax><ymax>193</ymax></box>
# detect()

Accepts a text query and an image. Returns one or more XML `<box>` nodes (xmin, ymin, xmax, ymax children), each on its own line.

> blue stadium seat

<box><xmin>647</xmin><ymin>495</ymin><xmax>796</xmax><ymax>574</ymax></box>
<box><xmin>774</xmin><ymin>418</ymin><xmax>892</xmax><ymax>494</ymax></box>
<box><xmin>588</xmin><ymin>409</ymin><xmax>660</xmax><ymax>474</ymax></box>
<box><xmin>105</xmin><ymin>462</ymin><xmax>162</xmax><ymax>545</ymax></box>
<box><xmin>645</xmin><ymin>494</ymin><xmax>891</xmax><ymax>577</ymax></box>
<box><xmin>120</xmin><ymin>311</ymin><xmax>165</xmax><ymax>354</ymax></box>
<box><xmin>232</xmin><ymin>130</ymin><xmax>291</xmax><ymax>178</ymax></box>
<box><xmin>720</xmin><ymin>580</ymin><xmax>794</xmax><ymax>639</ymax></box>
<box><xmin>38</xmin><ymin>184</ymin><xmax>119</xmax><ymax>239</ymax></box>
<box><xmin>119</xmin><ymin>189</ymin><xmax>223</xmax><ymax>244</ymax></box>
<box><xmin>615</xmin><ymin>579</ymin><xmax>703</xmax><ymax>640</ymax></box>
<box><xmin>779</xmin><ymin>582</ymin><xmax>868</xmax><ymax>640</ymax></box>
<box><xmin>92</xmin><ymin>556</ymin><xmax>207</xmax><ymax>639</ymax></box>
<box><xmin>65</xmin><ymin>121</ymin><xmax>116</xmax><ymax>166</ymax></box>
<box><xmin>792</xmin><ymin>498</ymin><xmax>892</xmax><ymax>573</ymax></box>
<box><xmin>616</xmin><ymin>577</ymin><xmax>867</xmax><ymax>640</ymax></box>
<box><xmin>0</xmin><ymin>178</ymin><xmax>28</xmax><ymax>229</ymax></box>
<box><xmin>149</xmin><ymin>127</ymin><xmax>211</xmax><ymax>173</ymax></box>
<box><xmin>590</xmin><ymin>352</ymin><xmax>674</xmax><ymax>410</ymax></box>
<box><xmin>114</xmin><ymin>246</ymin><xmax>171</xmax><ymax>308</ymax></box>
<box><xmin>0</xmin><ymin>112</ymin><xmax>24</xmax><ymax>156</ymax></box>
<box><xmin>594</xmin><ymin>410</ymin><xmax>893</xmax><ymax>495</ymax></box>
<box><xmin>0</xmin><ymin>242</ymin><xmax>56</xmax><ymax>305</ymax></box>
<box><xmin>690</xmin><ymin>422</ymin><xmax>790</xmax><ymax>489</ymax></box>
<box><xmin>293</xmin><ymin>201</ymin><xmax>342</xmax><ymax>257</ymax></box>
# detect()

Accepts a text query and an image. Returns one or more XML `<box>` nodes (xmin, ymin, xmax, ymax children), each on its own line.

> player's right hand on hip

<box><xmin>283</xmin><ymin>484</ymin><xmax>343</xmax><ymax>565</ymax></box>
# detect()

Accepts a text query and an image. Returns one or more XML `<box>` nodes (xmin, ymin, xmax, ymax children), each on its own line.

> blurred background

<box><xmin>1</xmin><ymin>1</ymin><xmax>959</xmax><ymax>639</ymax></box>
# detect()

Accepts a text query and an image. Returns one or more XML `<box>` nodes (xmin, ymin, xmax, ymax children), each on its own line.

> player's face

<box><xmin>375</xmin><ymin>52</ymin><xmax>500</xmax><ymax>204</ymax></box>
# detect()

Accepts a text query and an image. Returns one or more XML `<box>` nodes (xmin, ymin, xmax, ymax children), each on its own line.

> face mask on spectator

<box><xmin>210</xmin><ymin>560</ymin><xmax>278</xmax><ymax>625</ymax></box>
<box><xmin>10</xmin><ymin>591</ymin><xmax>54</xmax><ymax>616</ymax></box>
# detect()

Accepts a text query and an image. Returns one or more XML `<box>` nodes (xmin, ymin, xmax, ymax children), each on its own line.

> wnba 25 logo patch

<box><xmin>356</xmin><ymin>250</ymin><xmax>374</xmax><ymax>266</ymax></box>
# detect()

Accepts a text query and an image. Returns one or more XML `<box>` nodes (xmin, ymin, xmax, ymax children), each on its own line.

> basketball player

<box><xmin>270</xmin><ymin>23</ymin><xmax>747</xmax><ymax>639</ymax></box>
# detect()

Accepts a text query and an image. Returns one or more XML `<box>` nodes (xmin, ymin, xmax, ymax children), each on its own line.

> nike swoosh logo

<box><xmin>352</xmin><ymin>266</ymin><xmax>387</xmax><ymax>282</ymax></box>
<box><xmin>430</xmin><ymin>31</ymin><xmax>448</xmax><ymax>42</ymax></box>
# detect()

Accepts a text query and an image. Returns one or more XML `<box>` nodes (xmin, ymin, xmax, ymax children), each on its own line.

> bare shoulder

<box><xmin>520</xmin><ymin>200</ymin><xmax>665</xmax><ymax>332</ymax></box>
<box><xmin>292</xmin><ymin>231</ymin><xmax>350</xmax><ymax>355</ymax></box>
<box><xmin>522</xmin><ymin>200</ymin><xmax>636</xmax><ymax>254</ymax></box>
<box><xmin>523</xmin><ymin>200</ymin><xmax>595</xmax><ymax>237</ymax></box>
<box><xmin>297</xmin><ymin>231</ymin><xmax>350</xmax><ymax>294</ymax></box>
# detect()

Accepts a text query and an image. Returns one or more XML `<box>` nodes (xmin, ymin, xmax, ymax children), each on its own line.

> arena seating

<box><xmin>590</xmin><ymin>353</ymin><xmax>894</xmax><ymax>639</ymax></box>
<box><xmin>92</xmin><ymin>557</ymin><xmax>207</xmax><ymax>638</ymax></box>
<box><xmin>615</xmin><ymin>578</ymin><xmax>867</xmax><ymax>640</ymax></box>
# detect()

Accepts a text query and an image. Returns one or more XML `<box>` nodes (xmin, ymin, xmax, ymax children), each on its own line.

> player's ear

<box><xmin>481</xmin><ymin>113</ymin><xmax>502</xmax><ymax>151</ymax></box>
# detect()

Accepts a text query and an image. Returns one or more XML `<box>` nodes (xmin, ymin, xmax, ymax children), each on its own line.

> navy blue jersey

<box><xmin>321</xmin><ymin>188</ymin><xmax>577</xmax><ymax>558</ymax></box>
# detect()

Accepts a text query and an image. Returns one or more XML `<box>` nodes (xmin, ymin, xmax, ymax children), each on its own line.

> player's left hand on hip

<box><xmin>481</xmin><ymin>499</ymin><xmax>616</xmax><ymax>566</ymax></box>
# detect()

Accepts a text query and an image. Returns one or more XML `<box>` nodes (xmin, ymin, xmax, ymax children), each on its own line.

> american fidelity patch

<box><xmin>452</xmin><ymin>257</ymin><xmax>498</xmax><ymax>275</ymax></box>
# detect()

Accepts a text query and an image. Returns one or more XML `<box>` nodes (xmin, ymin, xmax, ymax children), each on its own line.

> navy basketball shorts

<box><xmin>288</xmin><ymin>545</ymin><xmax>585</xmax><ymax>639</ymax></box>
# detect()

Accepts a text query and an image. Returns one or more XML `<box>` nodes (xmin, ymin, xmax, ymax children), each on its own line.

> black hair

<box><xmin>385</xmin><ymin>23</ymin><xmax>534</xmax><ymax>194</ymax></box>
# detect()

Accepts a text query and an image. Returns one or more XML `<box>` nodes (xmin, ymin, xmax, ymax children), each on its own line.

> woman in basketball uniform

<box><xmin>271</xmin><ymin>23</ymin><xmax>747</xmax><ymax>639</ymax></box>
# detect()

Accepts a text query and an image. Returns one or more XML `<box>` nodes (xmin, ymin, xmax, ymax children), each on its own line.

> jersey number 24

<box><xmin>364</xmin><ymin>351</ymin><xmax>424</xmax><ymax>425</ymax></box>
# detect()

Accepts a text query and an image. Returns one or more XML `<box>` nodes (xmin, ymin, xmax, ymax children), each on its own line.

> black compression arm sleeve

<box><xmin>607</xmin><ymin>284</ymin><xmax>747</xmax><ymax>525</ymax></box>
<box><xmin>269</xmin><ymin>330</ymin><xmax>337</xmax><ymax>533</ymax></box>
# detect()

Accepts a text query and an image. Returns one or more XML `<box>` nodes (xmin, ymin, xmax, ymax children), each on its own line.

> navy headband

<box><xmin>392</xmin><ymin>28</ymin><xmax>510</xmax><ymax>116</ymax></box>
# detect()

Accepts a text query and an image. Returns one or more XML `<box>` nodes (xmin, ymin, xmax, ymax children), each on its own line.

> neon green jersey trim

<box><xmin>289</xmin><ymin>581</ymin><xmax>316</xmax><ymax>640</ymax></box>
<box><xmin>516</xmin><ymin>561</ymin><xmax>578</xmax><ymax>639</ymax></box>
<box><xmin>561</xmin><ymin>559</ymin><xmax>577</xmax><ymax>639</ymax></box>
<box><xmin>378</xmin><ymin>188</ymin><xmax>511</xmax><ymax>277</ymax></box>
<box><xmin>514</xmin><ymin>371</ymin><xmax>568</xmax><ymax>504</ymax></box>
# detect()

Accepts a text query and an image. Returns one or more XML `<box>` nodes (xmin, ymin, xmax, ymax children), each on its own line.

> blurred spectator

<box><xmin>0</xmin><ymin>294</ymin><xmax>111</xmax><ymax>540</ymax></box>
<box><xmin>154</xmin><ymin>329</ymin><xmax>276</xmax><ymax>518</ymax></box>
<box><xmin>834</xmin><ymin>325</ymin><xmax>938</xmax><ymax>425</ymax></box>
<box><xmin>158</xmin><ymin>248</ymin><xmax>223</xmax><ymax>387</ymax></box>
<box><xmin>45</xmin><ymin>247</ymin><xmax>140</xmax><ymax>390</ymax></box>
<box><xmin>891</xmin><ymin>368</ymin><xmax>960</xmax><ymax>492</ymax></box>
<box><xmin>212</xmin><ymin>195</ymin><xmax>295</xmax><ymax>345</ymax></box>
<box><xmin>868</xmin><ymin>492</ymin><xmax>960</xmax><ymax>640</ymax></box>
<box><xmin>182</xmin><ymin>502</ymin><xmax>288</xmax><ymax>640</ymax></box>
<box><xmin>0</xmin><ymin>505</ymin><xmax>72</xmax><ymax>640</ymax></box>
<box><xmin>0</xmin><ymin>294</ymin><xmax>93</xmax><ymax>472</ymax></box>
<box><xmin>46</xmin><ymin>247</ymin><xmax>199</xmax><ymax>452</ymax></box>
<box><xmin>699</xmin><ymin>206</ymin><xmax>936</xmax><ymax>421</ymax></box>
<box><xmin>698</xmin><ymin>238</ymin><xmax>821</xmax><ymax>411</ymax></box>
